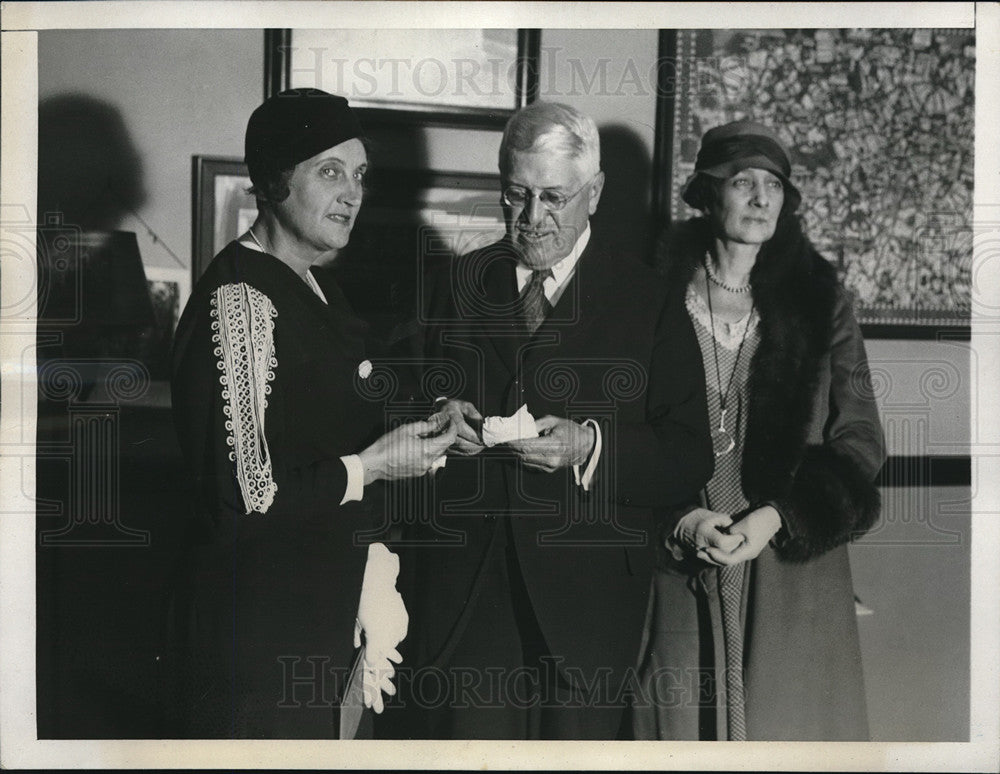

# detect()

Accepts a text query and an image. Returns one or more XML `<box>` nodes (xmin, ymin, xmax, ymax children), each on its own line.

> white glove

<box><xmin>354</xmin><ymin>542</ymin><xmax>408</xmax><ymax>713</ymax></box>
<box><xmin>351</xmin><ymin>624</ymin><xmax>402</xmax><ymax>714</ymax></box>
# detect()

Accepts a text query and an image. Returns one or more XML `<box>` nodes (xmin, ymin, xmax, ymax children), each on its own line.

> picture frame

<box><xmin>653</xmin><ymin>28</ymin><xmax>974</xmax><ymax>339</ymax></box>
<box><xmin>191</xmin><ymin>155</ymin><xmax>258</xmax><ymax>283</ymax></box>
<box><xmin>143</xmin><ymin>264</ymin><xmax>191</xmax><ymax>335</ymax></box>
<box><xmin>191</xmin><ymin>155</ymin><xmax>505</xmax><ymax>335</ymax></box>
<box><xmin>264</xmin><ymin>28</ymin><xmax>541</xmax><ymax>128</ymax></box>
<box><xmin>313</xmin><ymin>166</ymin><xmax>506</xmax><ymax>338</ymax></box>
<box><xmin>142</xmin><ymin>264</ymin><xmax>192</xmax><ymax>381</ymax></box>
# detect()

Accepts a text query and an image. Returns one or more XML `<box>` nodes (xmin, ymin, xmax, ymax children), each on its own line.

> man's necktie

<box><xmin>519</xmin><ymin>269</ymin><xmax>553</xmax><ymax>335</ymax></box>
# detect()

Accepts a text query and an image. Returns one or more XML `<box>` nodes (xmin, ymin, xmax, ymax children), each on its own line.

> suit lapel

<box><xmin>479</xmin><ymin>239</ymin><xmax>610</xmax><ymax>373</ymax></box>
<box><xmin>531</xmin><ymin>241</ymin><xmax>603</xmax><ymax>352</ymax></box>
<box><xmin>478</xmin><ymin>248</ymin><xmax>526</xmax><ymax>377</ymax></box>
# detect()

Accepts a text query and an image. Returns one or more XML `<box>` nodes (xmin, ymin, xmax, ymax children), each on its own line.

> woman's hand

<box><xmin>434</xmin><ymin>399</ymin><xmax>484</xmax><ymax>456</ymax></box>
<box><xmin>670</xmin><ymin>507</ymin><xmax>746</xmax><ymax>563</ymax></box>
<box><xmin>701</xmin><ymin>505</ymin><xmax>783</xmax><ymax>566</ymax></box>
<box><xmin>357</xmin><ymin>414</ymin><xmax>457</xmax><ymax>484</ymax></box>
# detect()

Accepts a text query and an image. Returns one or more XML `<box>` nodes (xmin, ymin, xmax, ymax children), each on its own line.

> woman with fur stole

<box><xmin>634</xmin><ymin>120</ymin><xmax>885</xmax><ymax>741</ymax></box>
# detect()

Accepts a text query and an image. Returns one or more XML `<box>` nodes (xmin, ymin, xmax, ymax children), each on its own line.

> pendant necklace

<box><xmin>704</xmin><ymin>254</ymin><xmax>755</xmax><ymax>458</ymax></box>
<box><xmin>247</xmin><ymin>227</ymin><xmax>268</xmax><ymax>254</ymax></box>
<box><xmin>248</xmin><ymin>228</ymin><xmax>325</xmax><ymax>300</ymax></box>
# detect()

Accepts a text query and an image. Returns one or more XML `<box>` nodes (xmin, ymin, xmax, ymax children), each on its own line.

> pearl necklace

<box><xmin>704</xmin><ymin>253</ymin><xmax>752</xmax><ymax>294</ymax></box>
<box><xmin>247</xmin><ymin>228</ymin><xmax>326</xmax><ymax>302</ymax></box>
<box><xmin>247</xmin><ymin>227</ymin><xmax>268</xmax><ymax>254</ymax></box>
<box><xmin>703</xmin><ymin>255</ymin><xmax>755</xmax><ymax>458</ymax></box>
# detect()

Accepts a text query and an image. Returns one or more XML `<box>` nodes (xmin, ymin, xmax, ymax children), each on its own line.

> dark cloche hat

<box><xmin>681</xmin><ymin>119</ymin><xmax>801</xmax><ymax>211</ymax></box>
<box><xmin>244</xmin><ymin>88</ymin><xmax>364</xmax><ymax>184</ymax></box>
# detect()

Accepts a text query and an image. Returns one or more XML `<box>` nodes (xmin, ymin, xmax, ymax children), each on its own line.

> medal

<box><xmin>712</xmin><ymin>407</ymin><xmax>736</xmax><ymax>457</ymax></box>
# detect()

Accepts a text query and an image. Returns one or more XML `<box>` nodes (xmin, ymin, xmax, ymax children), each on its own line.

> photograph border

<box><xmin>2</xmin><ymin>2</ymin><xmax>997</xmax><ymax>771</ymax></box>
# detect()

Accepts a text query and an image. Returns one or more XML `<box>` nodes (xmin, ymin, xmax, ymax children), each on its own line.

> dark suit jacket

<box><xmin>406</xmin><ymin>235</ymin><xmax>712</xmax><ymax>687</ymax></box>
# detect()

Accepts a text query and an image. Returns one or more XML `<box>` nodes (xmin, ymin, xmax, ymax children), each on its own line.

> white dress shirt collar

<box><xmin>514</xmin><ymin>223</ymin><xmax>591</xmax><ymax>298</ymax></box>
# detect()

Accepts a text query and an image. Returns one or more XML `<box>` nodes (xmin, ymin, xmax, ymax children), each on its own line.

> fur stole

<box><xmin>655</xmin><ymin>216</ymin><xmax>880</xmax><ymax>562</ymax></box>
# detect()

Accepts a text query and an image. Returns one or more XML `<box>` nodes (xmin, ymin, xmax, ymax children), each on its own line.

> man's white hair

<box><xmin>499</xmin><ymin>101</ymin><xmax>601</xmax><ymax>179</ymax></box>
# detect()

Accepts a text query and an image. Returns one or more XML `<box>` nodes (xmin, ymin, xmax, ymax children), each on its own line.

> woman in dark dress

<box><xmin>634</xmin><ymin>120</ymin><xmax>885</xmax><ymax>741</ymax></box>
<box><xmin>170</xmin><ymin>89</ymin><xmax>455</xmax><ymax>738</ymax></box>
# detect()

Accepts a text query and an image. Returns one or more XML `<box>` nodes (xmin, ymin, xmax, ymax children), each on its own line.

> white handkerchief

<box><xmin>481</xmin><ymin>404</ymin><xmax>538</xmax><ymax>447</ymax></box>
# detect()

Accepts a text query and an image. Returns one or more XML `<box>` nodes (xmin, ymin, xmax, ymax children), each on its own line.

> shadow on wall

<box><xmin>34</xmin><ymin>94</ymin><xmax>171</xmax><ymax>739</ymax></box>
<box><xmin>591</xmin><ymin>122</ymin><xmax>654</xmax><ymax>266</ymax></box>
<box><xmin>313</xmin><ymin>120</ymin><xmax>441</xmax><ymax>352</ymax></box>
<box><xmin>38</xmin><ymin>93</ymin><xmax>146</xmax><ymax>230</ymax></box>
<box><xmin>36</xmin><ymin>93</ymin><xmax>156</xmax><ymax>370</ymax></box>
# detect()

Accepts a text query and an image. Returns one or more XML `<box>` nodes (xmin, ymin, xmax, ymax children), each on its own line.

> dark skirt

<box><xmin>170</xmin><ymin>520</ymin><xmax>367</xmax><ymax>738</ymax></box>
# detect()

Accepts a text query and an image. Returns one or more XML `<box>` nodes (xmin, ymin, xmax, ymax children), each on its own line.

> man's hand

<box><xmin>435</xmin><ymin>399</ymin><xmax>484</xmax><ymax>456</ymax></box>
<box><xmin>357</xmin><ymin>413</ymin><xmax>457</xmax><ymax>485</ymax></box>
<box><xmin>506</xmin><ymin>415</ymin><xmax>595</xmax><ymax>472</ymax></box>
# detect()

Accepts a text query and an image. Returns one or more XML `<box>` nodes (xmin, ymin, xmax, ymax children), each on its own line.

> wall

<box><xmin>367</xmin><ymin>29</ymin><xmax>661</xmax><ymax>263</ymax></box>
<box><xmin>852</xmin><ymin>336</ymin><xmax>971</xmax><ymax>741</ymax></box>
<box><xmin>852</xmin><ymin>485</ymin><xmax>970</xmax><ymax>741</ymax></box>
<box><xmin>866</xmin><ymin>339</ymin><xmax>970</xmax><ymax>458</ymax></box>
<box><xmin>540</xmin><ymin>29</ymin><xmax>660</xmax><ymax>260</ymax></box>
<box><xmin>38</xmin><ymin>29</ymin><xmax>262</xmax><ymax>271</ymax></box>
<box><xmin>37</xmin><ymin>29</ymin><xmax>660</xmax><ymax>271</ymax></box>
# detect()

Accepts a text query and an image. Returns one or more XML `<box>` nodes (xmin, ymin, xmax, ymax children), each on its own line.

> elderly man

<box><xmin>394</xmin><ymin>101</ymin><xmax>712</xmax><ymax>740</ymax></box>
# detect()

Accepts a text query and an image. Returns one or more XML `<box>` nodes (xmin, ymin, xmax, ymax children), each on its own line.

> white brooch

<box><xmin>357</xmin><ymin>359</ymin><xmax>373</xmax><ymax>379</ymax></box>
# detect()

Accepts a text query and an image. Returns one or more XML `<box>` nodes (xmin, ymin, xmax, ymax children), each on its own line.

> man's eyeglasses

<box><xmin>501</xmin><ymin>174</ymin><xmax>598</xmax><ymax>212</ymax></box>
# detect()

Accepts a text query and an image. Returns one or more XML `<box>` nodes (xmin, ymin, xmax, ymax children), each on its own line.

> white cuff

<box><xmin>340</xmin><ymin>454</ymin><xmax>365</xmax><ymax>505</ymax></box>
<box><xmin>572</xmin><ymin>419</ymin><xmax>602</xmax><ymax>492</ymax></box>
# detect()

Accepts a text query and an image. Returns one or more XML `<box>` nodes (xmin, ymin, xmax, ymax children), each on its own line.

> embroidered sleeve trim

<box><xmin>210</xmin><ymin>282</ymin><xmax>279</xmax><ymax>514</ymax></box>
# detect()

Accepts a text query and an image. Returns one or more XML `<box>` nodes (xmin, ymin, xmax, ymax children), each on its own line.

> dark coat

<box><xmin>406</xmin><ymin>235</ymin><xmax>713</xmax><ymax>695</ymax></box>
<box><xmin>641</xmin><ymin>217</ymin><xmax>886</xmax><ymax>741</ymax></box>
<box><xmin>170</xmin><ymin>242</ymin><xmax>385</xmax><ymax>737</ymax></box>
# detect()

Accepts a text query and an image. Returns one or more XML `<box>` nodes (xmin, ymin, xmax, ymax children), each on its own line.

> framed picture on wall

<box><xmin>653</xmin><ymin>28</ymin><xmax>974</xmax><ymax>338</ymax></box>
<box><xmin>191</xmin><ymin>156</ymin><xmax>259</xmax><ymax>282</ymax></box>
<box><xmin>191</xmin><ymin>155</ymin><xmax>505</xmax><ymax>335</ymax></box>
<box><xmin>143</xmin><ymin>264</ymin><xmax>192</xmax><ymax>380</ymax></box>
<box><xmin>264</xmin><ymin>28</ymin><xmax>541</xmax><ymax>127</ymax></box>
<box><xmin>143</xmin><ymin>265</ymin><xmax>191</xmax><ymax>334</ymax></box>
<box><xmin>316</xmin><ymin>167</ymin><xmax>505</xmax><ymax>338</ymax></box>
